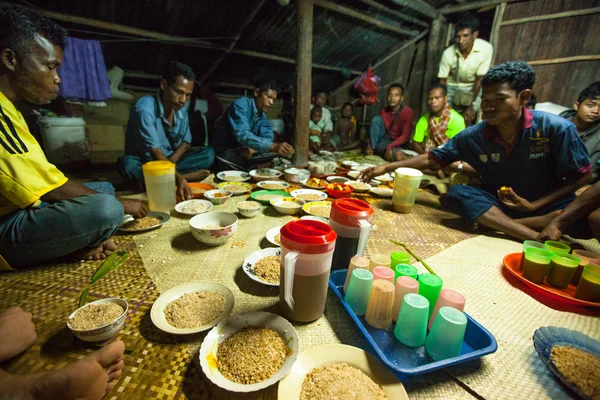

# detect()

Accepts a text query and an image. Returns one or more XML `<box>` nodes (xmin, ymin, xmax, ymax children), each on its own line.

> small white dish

<box><xmin>67</xmin><ymin>298</ymin><xmax>128</xmax><ymax>342</ymax></box>
<box><xmin>242</xmin><ymin>247</ymin><xmax>281</xmax><ymax>286</ymax></box>
<box><xmin>175</xmin><ymin>199</ymin><xmax>213</xmax><ymax>216</ymax></box>
<box><xmin>283</xmin><ymin>168</ymin><xmax>310</xmax><ymax>183</ymax></box>
<box><xmin>265</xmin><ymin>226</ymin><xmax>282</xmax><ymax>247</ymax></box>
<box><xmin>237</xmin><ymin>201</ymin><xmax>262</xmax><ymax>218</ymax></box>
<box><xmin>375</xmin><ymin>173</ymin><xmax>393</xmax><ymax>182</ymax></box>
<box><xmin>217</xmin><ymin>182</ymin><xmax>252</xmax><ymax>196</ymax></box>
<box><xmin>351</xmin><ymin>163</ymin><xmax>376</xmax><ymax>171</ymax></box>
<box><xmin>199</xmin><ymin>312</ymin><xmax>299</xmax><ymax>393</ymax></box>
<box><xmin>370</xmin><ymin>187</ymin><xmax>393</xmax><ymax>198</ymax></box>
<box><xmin>256</xmin><ymin>180</ymin><xmax>290</xmax><ymax>190</ymax></box>
<box><xmin>249</xmin><ymin>168</ymin><xmax>282</xmax><ymax>182</ymax></box>
<box><xmin>216</xmin><ymin>170</ymin><xmax>251</xmax><ymax>182</ymax></box>
<box><xmin>204</xmin><ymin>189</ymin><xmax>233</xmax><ymax>205</ymax></box>
<box><xmin>341</xmin><ymin>160</ymin><xmax>360</xmax><ymax>168</ymax></box>
<box><xmin>299</xmin><ymin>177</ymin><xmax>327</xmax><ymax>190</ymax></box>
<box><xmin>150</xmin><ymin>281</ymin><xmax>234</xmax><ymax>335</ymax></box>
<box><xmin>290</xmin><ymin>189</ymin><xmax>328</xmax><ymax>202</ymax></box>
<box><xmin>271</xmin><ymin>197</ymin><xmax>306</xmax><ymax>216</ymax></box>
<box><xmin>302</xmin><ymin>201</ymin><xmax>332</xmax><ymax>219</ymax></box>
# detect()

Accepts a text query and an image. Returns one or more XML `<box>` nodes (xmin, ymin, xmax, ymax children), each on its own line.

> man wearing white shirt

<box><xmin>438</xmin><ymin>15</ymin><xmax>493</xmax><ymax>125</ymax></box>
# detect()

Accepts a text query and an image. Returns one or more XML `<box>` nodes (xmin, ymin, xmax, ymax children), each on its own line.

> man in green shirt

<box><xmin>412</xmin><ymin>83</ymin><xmax>466</xmax><ymax>154</ymax></box>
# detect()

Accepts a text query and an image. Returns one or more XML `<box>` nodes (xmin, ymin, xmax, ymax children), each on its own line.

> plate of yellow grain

<box><xmin>150</xmin><ymin>281</ymin><xmax>235</xmax><ymax>334</ymax></box>
<box><xmin>199</xmin><ymin>311</ymin><xmax>299</xmax><ymax>392</ymax></box>
<box><xmin>242</xmin><ymin>248</ymin><xmax>281</xmax><ymax>286</ymax></box>
<box><xmin>119</xmin><ymin>211</ymin><xmax>170</xmax><ymax>233</ymax></box>
<box><xmin>265</xmin><ymin>226</ymin><xmax>282</xmax><ymax>247</ymax></box>
<box><xmin>278</xmin><ymin>344</ymin><xmax>407</xmax><ymax>400</ymax></box>
<box><xmin>302</xmin><ymin>201</ymin><xmax>332</xmax><ymax>219</ymax></box>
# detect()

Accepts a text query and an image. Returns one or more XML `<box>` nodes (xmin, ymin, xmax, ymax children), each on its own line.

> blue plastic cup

<box><xmin>344</xmin><ymin>268</ymin><xmax>373</xmax><ymax>316</ymax></box>
<box><xmin>393</xmin><ymin>293</ymin><xmax>429</xmax><ymax>347</ymax></box>
<box><xmin>425</xmin><ymin>306</ymin><xmax>467</xmax><ymax>361</ymax></box>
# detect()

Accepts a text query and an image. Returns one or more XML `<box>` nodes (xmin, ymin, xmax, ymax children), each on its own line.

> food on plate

<box><xmin>163</xmin><ymin>291</ymin><xmax>225</xmax><ymax>329</ymax></box>
<box><xmin>223</xmin><ymin>175</ymin><xmax>246</xmax><ymax>182</ymax></box>
<box><xmin>216</xmin><ymin>327</ymin><xmax>287</xmax><ymax>384</ymax></box>
<box><xmin>347</xmin><ymin>181</ymin><xmax>370</xmax><ymax>190</ymax></box>
<box><xmin>256</xmin><ymin>194</ymin><xmax>284</xmax><ymax>201</ymax></box>
<box><xmin>305</xmin><ymin>177</ymin><xmax>327</xmax><ymax>188</ymax></box>
<box><xmin>309</xmin><ymin>206</ymin><xmax>331</xmax><ymax>218</ymax></box>
<box><xmin>179</xmin><ymin>201</ymin><xmax>208</xmax><ymax>214</ymax></box>
<box><xmin>223</xmin><ymin>184</ymin><xmax>248</xmax><ymax>193</ymax></box>
<box><xmin>550</xmin><ymin>345</ymin><xmax>600</xmax><ymax>399</ymax></box>
<box><xmin>327</xmin><ymin>183</ymin><xmax>351</xmax><ymax>192</ymax></box>
<box><xmin>261</xmin><ymin>183</ymin><xmax>287</xmax><ymax>190</ymax></box>
<box><xmin>328</xmin><ymin>177</ymin><xmax>347</xmax><ymax>184</ymax></box>
<box><xmin>278</xmin><ymin>201</ymin><xmax>302</xmax><ymax>208</ymax></box>
<box><xmin>212</xmin><ymin>192</ymin><xmax>229</xmax><ymax>198</ymax></box>
<box><xmin>69</xmin><ymin>303</ymin><xmax>125</xmax><ymax>331</ymax></box>
<box><xmin>296</xmin><ymin>193</ymin><xmax>323</xmax><ymax>201</ymax></box>
<box><xmin>238</xmin><ymin>201</ymin><xmax>261</xmax><ymax>210</ymax></box>
<box><xmin>274</xmin><ymin>233</ymin><xmax>281</xmax><ymax>245</ymax></box>
<box><xmin>122</xmin><ymin>216</ymin><xmax>161</xmax><ymax>230</ymax></box>
<box><xmin>190</xmin><ymin>187</ymin><xmax>208</xmax><ymax>195</ymax></box>
<box><xmin>253</xmin><ymin>255</ymin><xmax>280</xmax><ymax>284</ymax></box>
<box><xmin>300</xmin><ymin>363</ymin><xmax>388</xmax><ymax>400</ymax></box>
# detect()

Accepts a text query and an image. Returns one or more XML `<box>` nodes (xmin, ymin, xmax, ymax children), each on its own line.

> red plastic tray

<box><xmin>503</xmin><ymin>253</ymin><xmax>600</xmax><ymax>308</ymax></box>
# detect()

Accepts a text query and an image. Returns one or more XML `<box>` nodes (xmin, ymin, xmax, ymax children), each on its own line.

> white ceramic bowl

<box><xmin>283</xmin><ymin>168</ymin><xmax>310</xmax><ymax>183</ymax></box>
<box><xmin>271</xmin><ymin>197</ymin><xmax>306</xmax><ymax>215</ymax></box>
<box><xmin>216</xmin><ymin>170</ymin><xmax>251</xmax><ymax>182</ymax></box>
<box><xmin>204</xmin><ymin>189</ymin><xmax>233</xmax><ymax>205</ymax></box>
<box><xmin>290</xmin><ymin>189</ymin><xmax>328</xmax><ymax>202</ymax></box>
<box><xmin>175</xmin><ymin>199</ymin><xmax>213</xmax><ymax>216</ymax></box>
<box><xmin>256</xmin><ymin>180</ymin><xmax>290</xmax><ymax>190</ymax></box>
<box><xmin>249</xmin><ymin>168</ymin><xmax>283</xmax><ymax>182</ymax></box>
<box><xmin>67</xmin><ymin>298</ymin><xmax>128</xmax><ymax>342</ymax></box>
<box><xmin>237</xmin><ymin>201</ymin><xmax>262</xmax><ymax>218</ymax></box>
<box><xmin>190</xmin><ymin>212</ymin><xmax>238</xmax><ymax>246</ymax></box>
<box><xmin>199</xmin><ymin>311</ymin><xmax>299</xmax><ymax>393</ymax></box>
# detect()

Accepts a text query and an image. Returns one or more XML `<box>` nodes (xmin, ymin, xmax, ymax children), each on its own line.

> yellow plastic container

<box><xmin>142</xmin><ymin>161</ymin><xmax>176</xmax><ymax>212</ymax></box>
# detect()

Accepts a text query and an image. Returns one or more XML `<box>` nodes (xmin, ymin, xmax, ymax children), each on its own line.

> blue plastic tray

<box><xmin>329</xmin><ymin>270</ymin><xmax>498</xmax><ymax>376</ymax></box>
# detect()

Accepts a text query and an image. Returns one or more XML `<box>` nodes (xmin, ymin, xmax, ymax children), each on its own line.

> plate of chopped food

<box><xmin>300</xmin><ymin>177</ymin><xmax>327</xmax><ymax>190</ymax></box>
<box><xmin>188</xmin><ymin>182</ymin><xmax>216</xmax><ymax>199</ymax></box>
<box><xmin>256</xmin><ymin>180</ymin><xmax>290</xmax><ymax>191</ymax></box>
<box><xmin>175</xmin><ymin>199</ymin><xmax>213</xmax><ymax>216</ymax></box>
<box><xmin>302</xmin><ymin>201</ymin><xmax>332</xmax><ymax>219</ymax></box>
<box><xmin>217</xmin><ymin>170</ymin><xmax>251</xmax><ymax>182</ymax></box>
<box><xmin>533</xmin><ymin>326</ymin><xmax>600</xmax><ymax>400</ymax></box>
<box><xmin>291</xmin><ymin>189</ymin><xmax>328</xmax><ymax>202</ymax></box>
<box><xmin>199</xmin><ymin>311</ymin><xmax>299</xmax><ymax>393</ymax></box>
<box><xmin>242</xmin><ymin>248</ymin><xmax>281</xmax><ymax>286</ymax></box>
<box><xmin>265</xmin><ymin>226</ymin><xmax>282</xmax><ymax>247</ymax></box>
<box><xmin>278</xmin><ymin>343</ymin><xmax>407</xmax><ymax>400</ymax></box>
<box><xmin>119</xmin><ymin>211</ymin><xmax>170</xmax><ymax>233</ymax></box>
<box><xmin>150</xmin><ymin>281</ymin><xmax>235</xmax><ymax>334</ymax></box>
<box><xmin>218</xmin><ymin>182</ymin><xmax>252</xmax><ymax>195</ymax></box>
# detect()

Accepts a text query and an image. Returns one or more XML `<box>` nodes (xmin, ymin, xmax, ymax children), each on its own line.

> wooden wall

<box><xmin>494</xmin><ymin>0</ymin><xmax>600</xmax><ymax>107</ymax></box>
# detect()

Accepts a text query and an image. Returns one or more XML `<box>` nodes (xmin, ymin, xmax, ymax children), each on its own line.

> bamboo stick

<box><xmin>356</xmin><ymin>0</ymin><xmax>429</xmax><ymax>28</ymax></box>
<box><xmin>389</xmin><ymin>240</ymin><xmax>437</xmax><ymax>275</ymax></box>
<box><xmin>440</xmin><ymin>0</ymin><xmax>521</xmax><ymax>15</ymax></box>
<box><xmin>501</xmin><ymin>7</ymin><xmax>600</xmax><ymax>26</ymax></box>
<box><xmin>527</xmin><ymin>55</ymin><xmax>600</xmax><ymax>66</ymax></box>
<box><xmin>490</xmin><ymin>3</ymin><xmax>506</xmax><ymax>64</ymax></box>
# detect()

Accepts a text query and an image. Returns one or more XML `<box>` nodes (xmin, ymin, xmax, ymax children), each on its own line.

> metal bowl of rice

<box><xmin>67</xmin><ymin>298</ymin><xmax>128</xmax><ymax>342</ymax></box>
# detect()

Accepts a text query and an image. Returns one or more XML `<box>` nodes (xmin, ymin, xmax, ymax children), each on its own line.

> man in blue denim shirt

<box><xmin>118</xmin><ymin>62</ymin><xmax>215</xmax><ymax>196</ymax></box>
<box><xmin>213</xmin><ymin>78</ymin><xmax>294</xmax><ymax>171</ymax></box>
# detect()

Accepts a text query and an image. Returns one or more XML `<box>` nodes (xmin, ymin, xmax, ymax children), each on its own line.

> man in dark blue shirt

<box><xmin>361</xmin><ymin>61</ymin><xmax>592</xmax><ymax>240</ymax></box>
<box><xmin>118</xmin><ymin>62</ymin><xmax>215</xmax><ymax>197</ymax></box>
<box><xmin>213</xmin><ymin>78</ymin><xmax>294</xmax><ymax>171</ymax></box>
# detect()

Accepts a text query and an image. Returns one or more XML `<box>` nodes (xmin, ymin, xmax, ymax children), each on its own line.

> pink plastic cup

<box><xmin>372</xmin><ymin>266</ymin><xmax>395</xmax><ymax>284</ymax></box>
<box><xmin>392</xmin><ymin>276</ymin><xmax>419</xmax><ymax>322</ymax></box>
<box><xmin>344</xmin><ymin>255</ymin><xmax>370</xmax><ymax>293</ymax></box>
<box><xmin>428</xmin><ymin>288</ymin><xmax>466</xmax><ymax>330</ymax></box>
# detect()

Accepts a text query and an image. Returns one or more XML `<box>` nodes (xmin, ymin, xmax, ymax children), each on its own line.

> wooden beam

<box><xmin>440</xmin><ymin>0</ymin><xmax>523</xmax><ymax>15</ymax></box>
<box><xmin>330</xmin><ymin>29</ymin><xmax>429</xmax><ymax>101</ymax></box>
<box><xmin>490</xmin><ymin>3</ymin><xmax>506</xmax><ymax>64</ymax></box>
<box><xmin>196</xmin><ymin>0</ymin><xmax>267</xmax><ymax>86</ymax></box>
<box><xmin>390</xmin><ymin>0</ymin><xmax>439</xmax><ymax>19</ymax></box>
<box><xmin>501</xmin><ymin>7</ymin><xmax>600</xmax><ymax>26</ymax></box>
<box><xmin>356</xmin><ymin>0</ymin><xmax>429</xmax><ymax>28</ymax></box>
<box><xmin>314</xmin><ymin>0</ymin><xmax>419</xmax><ymax>37</ymax></box>
<box><xmin>123</xmin><ymin>71</ymin><xmax>254</xmax><ymax>90</ymax></box>
<box><xmin>421</xmin><ymin>17</ymin><xmax>444</xmax><ymax>112</ymax></box>
<box><xmin>527</xmin><ymin>55</ymin><xmax>600</xmax><ymax>66</ymax></box>
<box><xmin>210</xmin><ymin>82</ymin><xmax>255</xmax><ymax>90</ymax></box>
<box><xmin>294</xmin><ymin>0</ymin><xmax>313</xmax><ymax>167</ymax></box>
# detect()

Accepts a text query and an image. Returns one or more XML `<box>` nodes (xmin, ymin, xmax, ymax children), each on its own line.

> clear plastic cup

<box><xmin>522</xmin><ymin>247</ymin><xmax>553</xmax><ymax>284</ymax></box>
<box><xmin>546</xmin><ymin>251</ymin><xmax>581</xmax><ymax>288</ymax></box>
<box><xmin>343</xmin><ymin>255</ymin><xmax>370</xmax><ymax>293</ymax></box>
<box><xmin>544</xmin><ymin>240</ymin><xmax>571</xmax><ymax>254</ymax></box>
<box><xmin>392</xmin><ymin>276</ymin><xmax>419</xmax><ymax>322</ymax></box>
<box><xmin>344</xmin><ymin>268</ymin><xmax>374</xmax><ymax>316</ymax></box>
<box><xmin>391</xmin><ymin>251</ymin><xmax>411</xmax><ymax>268</ymax></box>
<box><xmin>417</xmin><ymin>273</ymin><xmax>443</xmax><ymax>320</ymax></box>
<box><xmin>520</xmin><ymin>241</ymin><xmax>547</xmax><ymax>271</ymax></box>
<box><xmin>394</xmin><ymin>264</ymin><xmax>418</xmax><ymax>282</ymax></box>
<box><xmin>425</xmin><ymin>306</ymin><xmax>467</xmax><ymax>361</ymax></box>
<box><xmin>575</xmin><ymin>264</ymin><xmax>600</xmax><ymax>302</ymax></box>
<box><xmin>428</xmin><ymin>288</ymin><xmax>466</xmax><ymax>330</ymax></box>
<box><xmin>394</xmin><ymin>293</ymin><xmax>429</xmax><ymax>347</ymax></box>
<box><xmin>365</xmin><ymin>279</ymin><xmax>396</xmax><ymax>329</ymax></box>
<box><xmin>392</xmin><ymin>168</ymin><xmax>423</xmax><ymax>214</ymax></box>
<box><xmin>369</xmin><ymin>254</ymin><xmax>391</xmax><ymax>271</ymax></box>
<box><xmin>372</xmin><ymin>266</ymin><xmax>395</xmax><ymax>284</ymax></box>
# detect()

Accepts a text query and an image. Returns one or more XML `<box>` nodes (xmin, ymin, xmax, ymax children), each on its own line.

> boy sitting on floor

<box><xmin>333</xmin><ymin>102</ymin><xmax>361</xmax><ymax>151</ymax></box>
<box><xmin>309</xmin><ymin>106</ymin><xmax>325</xmax><ymax>152</ymax></box>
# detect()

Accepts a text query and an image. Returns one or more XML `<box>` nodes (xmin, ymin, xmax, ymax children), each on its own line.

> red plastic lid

<box><xmin>330</xmin><ymin>198</ymin><xmax>374</xmax><ymax>227</ymax></box>
<box><xmin>280</xmin><ymin>220</ymin><xmax>337</xmax><ymax>254</ymax></box>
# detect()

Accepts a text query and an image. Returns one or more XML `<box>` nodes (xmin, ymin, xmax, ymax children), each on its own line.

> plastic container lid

<box><xmin>280</xmin><ymin>220</ymin><xmax>337</xmax><ymax>254</ymax></box>
<box><xmin>142</xmin><ymin>160</ymin><xmax>176</xmax><ymax>176</ymax></box>
<box><xmin>395</xmin><ymin>167</ymin><xmax>423</xmax><ymax>179</ymax></box>
<box><xmin>330</xmin><ymin>198</ymin><xmax>374</xmax><ymax>227</ymax></box>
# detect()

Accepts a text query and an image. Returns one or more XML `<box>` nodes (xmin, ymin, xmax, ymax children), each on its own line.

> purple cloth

<box><xmin>58</xmin><ymin>37</ymin><xmax>112</xmax><ymax>102</ymax></box>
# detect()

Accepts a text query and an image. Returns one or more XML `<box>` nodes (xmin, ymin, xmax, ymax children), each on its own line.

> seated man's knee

<box><xmin>87</xmin><ymin>194</ymin><xmax>124</xmax><ymax>228</ymax></box>
<box><xmin>394</xmin><ymin>151</ymin><xmax>407</xmax><ymax>161</ymax></box>
<box><xmin>587</xmin><ymin>207</ymin><xmax>600</xmax><ymax>230</ymax></box>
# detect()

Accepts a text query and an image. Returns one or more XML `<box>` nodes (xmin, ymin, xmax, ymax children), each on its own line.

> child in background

<box><xmin>309</xmin><ymin>106</ymin><xmax>325</xmax><ymax>152</ymax></box>
<box><xmin>331</xmin><ymin>102</ymin><xmax>361</xmax><ymax>151</ymax></box>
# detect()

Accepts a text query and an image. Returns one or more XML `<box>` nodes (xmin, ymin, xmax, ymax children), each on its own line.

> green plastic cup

<box><xmin>544</xmin><ymin>240</ymin><xmax>571</xmax><ymax>254</ymax></box>
<box><xmin>546</xmin><ymin>251</ymin><xmax>580</xmax><ymax>288</ymax></box>
<box><xmin>520</xmin><ymin>240</ymin><xmax>547</xmax><ymax>271</ymax></box>
<box><xmin>344</xmin><ymin>268</ymin><xmax>374</xmax><ymax>316</ymax></box>
<box><xmin>394</xmin><ymin>264</ymin><xmax>418</xmax><ymax>282</ymax></box>
<box><xmin>522</xmin><ymin>247</ymin><xmax>553</xmax><ymax>284</ymax></box>
<box><xmin>417</xmin><ymin>273</ymin><xmax>443</xmax><ymax>319</ymax></box>
<box><xmin>391</xmin><ymin>251</ymin><xmax>411</xmax><ymax>268</ymax></box>
<box><xmin>394</xmin><ymin>293</ymin><xmax>429</xmax><ymax>347</ymax></box>
<box><xmin>575</xmin><ymin>264</ymin><xmax>600</xmax><ymax>302</ymax></box>
<box><xmin>425</xmin><ymin>306</ymin><xmax>467</xmax><ymax>361</ymax></box>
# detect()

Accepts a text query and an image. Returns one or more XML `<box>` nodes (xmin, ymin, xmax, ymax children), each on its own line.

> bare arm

<box><xmin>360</xmin><ymin>153</ymin><xmax>438</xmax><ymax>182</ymax></box>
<box><xmin>412</xmin><ymin>141</ymin><xmax>426</xmax><ymax>154</ymax></box>
<box><xmin>471</xmin><ymin>76</ymin><xmax>483</xmax><ymax>103</ymax></box>
<box><xmin>167</xmin><ymin>142</ymin><xmax>190</xmax><ymax>164</ymax></box>
<box><xmin>544</xmin><ymin>181</ymin><xmax>600</xmax><ymax>232</ymax></box>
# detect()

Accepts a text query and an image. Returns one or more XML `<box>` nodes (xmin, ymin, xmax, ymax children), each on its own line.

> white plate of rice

<box><xmin>175</xmin><ymin>199</ymin><xmax>213</xmax><ymax>216</ymax></box>
<box><xmin>217</xmin><ymin>171</ymin><xmax>251</xmax><ymax>182</ymax></box>
<box><xmin>290</xmin><ymin>189</ymin><xmax>328</xmax><ymax>202</ymax></box>
<box><xmin>242</xmin><ymin>248</ymin><xmax>281</xmax><ymax>286</ymax></box>
<box><xmin>265</xmin><ymin>226</ymin><xmax>282</xmax><ymax>247</ymax></box>
<box><xmin>277</xmin><ymin>344</ymin><xmax>407</xmax><ymax>399</ymax></box>
<box><xmin>199</xmin><ymin>311</ymin><xmax>299</xmax><ymax>393</ymax></box>
<box><xmin>217</xmin><ymin>182</ymin><xmax>253</xmax><ymax>195</ymax></box>
<box><xmin>150</xmin><ymin>281</ymin><xmax>235</xmax><ymax>334</ymax></box>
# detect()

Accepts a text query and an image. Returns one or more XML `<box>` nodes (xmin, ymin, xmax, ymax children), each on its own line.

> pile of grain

<box><xmin>262</xmin><ymin>183</ymin><xmax>286</xmax><ymax>190</ymax></box>
<box><xmin>69</xmin><ymin>302</ymin><xmax>124</xmax><ymax>330</ymax></box>
<box><xmin>253</xmin><ymin>256</ymin><xmax>280</xmax><ymax>283</ymax></box>
<box><xmin>122</xmin><ymin>216</ymin><xmax>161</xmax><ymax>230</ymax></box>
<box><xmin>300</xmin><ymin>363</ymin><xmax>387</xmax><ymax>400</ymax></box>
<box><xmin>309</xmin><ymin>206</ymin><xmax>331</xmax><ymax>218</ymax></box>
<box><xmin>217</xmin><ymin>327</ymin><xmax>287</xmax><ymax>384</ymax></box>
<box><xmin>180</xmin><ymin>201</ymin><xmax>208</xmax><ymax>214</ymax></box>
<box><xmin>550</xmin><ymin>345</ymin><xmax>600</xmax><ymax>399</ymax></box>
<box><xmin>223</xmin><ymin>184</ymin><xmax>248</xmax><ymax>192</ymax></box>
<box><xmin>238</xmin><ymin>201</ymin><xmax>261</xmax><ymax>210</ymax></box>
<box><xmin>274</xmin><ymin>233</ymin><xmax>281</xmax><ymax>245</ymax></box>
<box><xmin>257</xmin><ymin>194</ymin><xmax>283</xmax><ymax>201</ymax></box>
<box><xmin>278</xmin><ymin>202</ymin><xmax>302</xmax><ymax>209</ymax></box>
<box><xmin>202</xmin><ymin>225</ymin><xmax>225</xmax><ymax>229</ymax></box>
<box><xmin>296</xmin><ymin>193</ymin><xmax>322</xmax><ymax>201</ymax></box>
<box><xmin>164</xmin><ymin>291</ymin><xmax>225</xmax><ymax>329</ymax></box>
<box><xmin>190</xmin><ymin>187</ymin><xmax>208</xmax><ymax>195</ymax></box>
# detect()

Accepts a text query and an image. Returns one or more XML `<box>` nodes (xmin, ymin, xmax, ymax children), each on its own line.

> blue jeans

<box><xmin>0</xmin><ymin>182</ymin><xmax>123</xmax><ymax>269</ymax></box>
<box><xmin>369</xmin><ymin>116</ymin><xmax>407</xmax><ymax>156</ymax></box>
<box><xmin>117</xmin><ymin>147</ymin><xmax>215</xmax><ymax>184</ymax></box>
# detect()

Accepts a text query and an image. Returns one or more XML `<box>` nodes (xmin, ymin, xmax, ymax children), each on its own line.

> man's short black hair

<box><xmin>0</xmin><ymin>3</ymin><xmax>67</xmax><ymax>55</ymax></box>
<box><xmin>429</xmin><ymin>83</ymin><xmax>447</xmax><ymax>96</ymax></box>
<box><xmin>255</xmin><ymin>78</ymin><xmax>279</xmax><ymax>94</ymax></box>
<box><xmin>162</xmin><ymin>61</ymin><xmax>195</xmax><ymax>85</ymax></box>
<box><xmin>388</xmin><ymin>83</ymin><xmax>404</xmax><ymax>94</ymax></box>
<box><xmin>526</xmin><ymin>93</ymin><xmax>537</xmax><ymax>109</ymax></box>
<box><xmin>456</xmin><ymin>15</ymin><xmax>480</xmax><ymax>33</ymax></box>
<box><xmin>342</xmin><ymin>102</ymin><xmax>353</xmax><ymax>110</ymax></box>
<box><xmin>577</xmin><ymin>82</ymin><xmax>600</xmax><ymax>104</ymax></box>
<box><xmin>482</xmin><ymin>61</ymin><xmax>536</xmax><ymax>95</ymax></box>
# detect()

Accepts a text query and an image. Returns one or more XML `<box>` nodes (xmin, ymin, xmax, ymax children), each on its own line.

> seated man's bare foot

<box><xmin>72</xmin><ymin>240</ymin><xmax>118</xmax><ymax>262</ymax></box>
<box><xmin>183</xmin><ymin>169</ymin><xmax>211</xmax><ymax>182</ymax></box>
<box><xmin>2</xmin><ymin>341</ymin><xmax>125</xmax><ymax>400</ymax></box>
